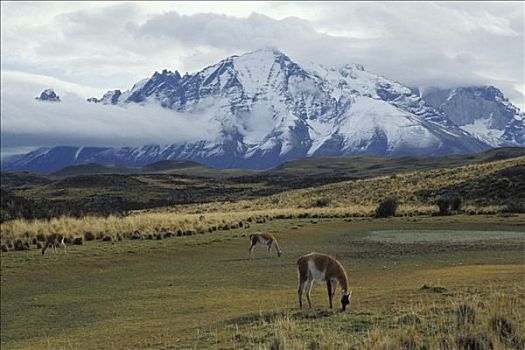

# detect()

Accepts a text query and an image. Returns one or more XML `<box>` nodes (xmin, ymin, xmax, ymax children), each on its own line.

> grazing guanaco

<box><xmin>297</xmin><ymin>252</ymin><xmax>352</xmax><ymax>310</ymax></box>
<box><xmin>248</xmin><ymin>233</ymin><xmax>282</xmax><ymax>258</ymax></box>
<box><xmin>42</xmin><ymin>233</ymin><xmax>66</xmax><ymax>255</ymax></box>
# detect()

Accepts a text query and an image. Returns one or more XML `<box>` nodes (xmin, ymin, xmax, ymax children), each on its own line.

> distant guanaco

<box><xmin>297</xmin><ymin>252</ymin><xmax>352</xmax><ymax>310</ymax></box>
<box><xmin>248</xmin><ymin>233</ymin><xmax>282</xmax><ymax>258</ymax></box>
<box><xmin>42</xmin><ymin>233</ymin><xmax>66</xmax><ymax>255</ymax></box>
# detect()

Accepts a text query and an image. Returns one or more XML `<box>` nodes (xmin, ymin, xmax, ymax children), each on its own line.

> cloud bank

<box><xmin>2</xmin><ymin>2</ymin><xmax>522</xmax><ymax>108</ymax></box>
<box><xmin>0</xmin><ymin>72</ymin><xmax>220</xmax><ymax>157</ymax></box>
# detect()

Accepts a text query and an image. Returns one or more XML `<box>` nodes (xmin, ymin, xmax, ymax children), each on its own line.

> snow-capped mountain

<box><xmin>35</xmin><ymin>88</ymin><xmax>60</xmax><ymax>102</ymax></box>
<box><xmin>4</xmin><ymin>48</ymin><xmax>522</xmax><ymax>173</ymax></box>
<box><xmin>420</xmin><ymin>86</ymin><xmax>524</xmax><ymax>147</ymax></box>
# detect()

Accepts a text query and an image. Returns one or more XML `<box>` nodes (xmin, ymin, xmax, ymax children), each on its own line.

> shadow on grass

<box><xmin>227</xmin><ymin>308</ymin><xmax>338</xmax><ymax>326</ymax></box>
<box><xmin>219</xmin><ymin>256</ymin><xmax>276</xmax><ymax>262</ymax></box>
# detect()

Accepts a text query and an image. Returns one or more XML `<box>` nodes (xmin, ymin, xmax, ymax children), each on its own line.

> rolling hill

<box><xmin>1</xmin><ymin>148</ymin><xmax>524</xmax><ymax>222</ymax></box>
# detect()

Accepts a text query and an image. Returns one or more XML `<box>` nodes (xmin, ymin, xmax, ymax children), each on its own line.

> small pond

<box><xmin>368</xmin><ymin>230</ymin><xmax>525</xmax><ymax>243</ymax></box>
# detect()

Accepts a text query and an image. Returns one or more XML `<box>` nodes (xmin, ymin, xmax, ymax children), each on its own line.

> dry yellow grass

<box><xmin>158</xmin><ymin>155</ymin><xmax>523</xmax><ymax>215</ymax></box>
<box><xmin>1</xmin><ymin>156</ymin><xmax>522</xmax><ymax>242</ymax></box>
<box><xmin>204</xmin><ymin>284</ymin><xmax>525</xmax><ymax>349</ymax></box>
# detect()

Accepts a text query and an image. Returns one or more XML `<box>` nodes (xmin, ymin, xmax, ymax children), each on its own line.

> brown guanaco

<box><xmin>42</xmin><ymin>233</ymin><xmax>66</xmax><ymax>255</ymax></box>
<box><xmin>248</xmin><ymin>233</ymin><xmax>282</xmax><ymax>258</ymax></box>
<box><xmin>297</xmin><ymin>252</ymin><xmax>352</xmax><ymax>310</ymax></box>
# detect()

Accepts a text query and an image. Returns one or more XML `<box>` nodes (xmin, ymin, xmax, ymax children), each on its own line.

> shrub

<box><xmin>503</xmin><ymin>202</ymin><xmax>525</xmax><ymax>213</ymax></box>
<box><xmin>312</xmin><ymin>198</ymin><xmax>331</xmax><ymax>208</ymax></box>
<box><xmin>436</xmin><ymin>197</ymin><xmax>451</xmax><ymax>216</ymax></box>
<box><xmin>13</xmin><ymin>239</ymin><xmax>30</xmax><ymax>251</ymax></box>
<box><xmin>375</xmin><ymin>198</ymin><xmax>399</xmax><ymax>218</ymax></box>
<box><xmin>450</xmin><ymin>195</ymin><xmax>463</xmax><ymax>211</ymax></box>
<box><xmin>84</xmin><ymin>232</ymin><xmax>95</xmax><ymax>241</ymax></box>
<box><xmin>436</xmin><ymin>194</ymin><xmax>463</xmax><ymax>215</ymax></box>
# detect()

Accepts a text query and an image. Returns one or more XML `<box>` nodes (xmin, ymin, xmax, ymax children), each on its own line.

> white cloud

<box><xmin>1</xmin><ymin>2</ymin><xmax>522</xmax><ymax>107</ymax></box>
<box><xmin>0</xmin><ymin>72</ymin><xmax>220</xmax><ymax>155</ymax></box>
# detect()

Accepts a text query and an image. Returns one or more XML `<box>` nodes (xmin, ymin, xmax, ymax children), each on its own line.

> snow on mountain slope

<box><xmin>5</xmin><ymin>48</ymin><xmax>503</xmax><ymax>172</ymax></box>
<box><xmin>461</xmin><ymin>118</ymin><xmax>505</xmax><ymax>146</ymax></box>
<box><xmin>336</xmin><ymin>96</ymin><xmax>440</xmax><ymax>151</ymax></box>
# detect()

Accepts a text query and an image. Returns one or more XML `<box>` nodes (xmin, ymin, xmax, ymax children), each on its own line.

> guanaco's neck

<box><xmin>336</xmin><ymin>266</ymin><xmax>349</xmax><ymax>293</ymax></box>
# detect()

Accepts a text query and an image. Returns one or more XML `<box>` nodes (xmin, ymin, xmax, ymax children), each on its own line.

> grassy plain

<box><xmin>1</xmin><ymin>215</ymin><xmax>524</xmax><ymax>349</ymax></box>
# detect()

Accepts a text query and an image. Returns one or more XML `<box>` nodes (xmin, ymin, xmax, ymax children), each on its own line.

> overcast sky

<box><xmin>1</xmin><ymin>1</ymin><xmax>524</xmax><ymax>156</ymax></box>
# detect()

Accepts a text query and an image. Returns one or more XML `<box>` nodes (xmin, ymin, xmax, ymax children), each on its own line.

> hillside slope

<box><xmin>2</xmin><ymin>148</ymin><xmax>524</xmax><ymax>222</ymax></box>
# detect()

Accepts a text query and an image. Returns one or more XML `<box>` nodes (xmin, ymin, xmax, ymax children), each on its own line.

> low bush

<box><xmin>13</xmin><ymin>239</ymin><xmax>30</xmax><ymax>251</ymax></box>
<box><xmin>312</xmin><ymin>198</ymin><xmax>331</xmax><ymax>208</ymax></box>
<box><xmin>436</xmin><ymin>197</ymin><xmax>451</xmax><ymax>216</ymax></box>
<box><xmin>450</xmin><ymin>195</ymin><xmax>463</xmax><ymax>211</ymax></box>
<box><xmin>84</xmin><ymin>232</ymin><xmax>95</xmax><ymax>241</ymax></box>
<box><xmin>503</xmin><ymin>202</ymin><xmax>525</xmax><ymax>213</ymax></box>
<box><xmin>436</xmin><ymin>194</ymin><xmax>463</xmax><ymax>215</ymax></box>
<box><xmin>376</xmin><ymin>198</ymin><xmax>399</xmax><ymax>218</ymax></box>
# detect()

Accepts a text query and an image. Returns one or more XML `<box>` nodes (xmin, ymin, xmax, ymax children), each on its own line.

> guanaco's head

<box><xmin>341</xmin><ymin>291</ymin><xmax>352</xmax><ymax>311</ymax></box>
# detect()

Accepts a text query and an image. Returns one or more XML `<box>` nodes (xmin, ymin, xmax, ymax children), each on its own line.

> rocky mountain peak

<box><xmin>35</xmin><ymin>88</ymin><xmax>60</xmax><ymax>102</ymax></box>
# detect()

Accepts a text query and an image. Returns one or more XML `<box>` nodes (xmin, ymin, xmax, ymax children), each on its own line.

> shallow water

<box><xmin>368</xmin><ymin>230</ymin><xmax>525</xmax><ymax>243</ymax></box>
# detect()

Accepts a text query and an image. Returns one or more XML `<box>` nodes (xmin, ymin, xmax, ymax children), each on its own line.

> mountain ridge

<box><xmin>4</xmin><ymin>48</ymin><xmax>524</xmax><ymax>172</ymax></box>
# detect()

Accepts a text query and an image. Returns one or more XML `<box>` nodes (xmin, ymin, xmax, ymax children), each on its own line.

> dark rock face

<box><xmin>422</xmin><ymin>86</ymin><xmax>524</xmax><ymax>147</ymax></box>
<box><xmin>87</xmin><ymin>90</ymin><xmax>121</xmax><ymax>104</ymax></box>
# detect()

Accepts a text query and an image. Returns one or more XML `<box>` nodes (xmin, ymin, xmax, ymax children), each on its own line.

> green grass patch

<box><xmin>1</xmin><ymin>216</ymin><xmax>524</xmax><ymax>349</ymax></box>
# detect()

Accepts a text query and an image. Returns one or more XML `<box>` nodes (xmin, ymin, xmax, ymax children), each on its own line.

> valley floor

<box><xmin>1</xmin><ymin>215</ymin><xmax>524</xmax><ymax>349</ymax></box>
